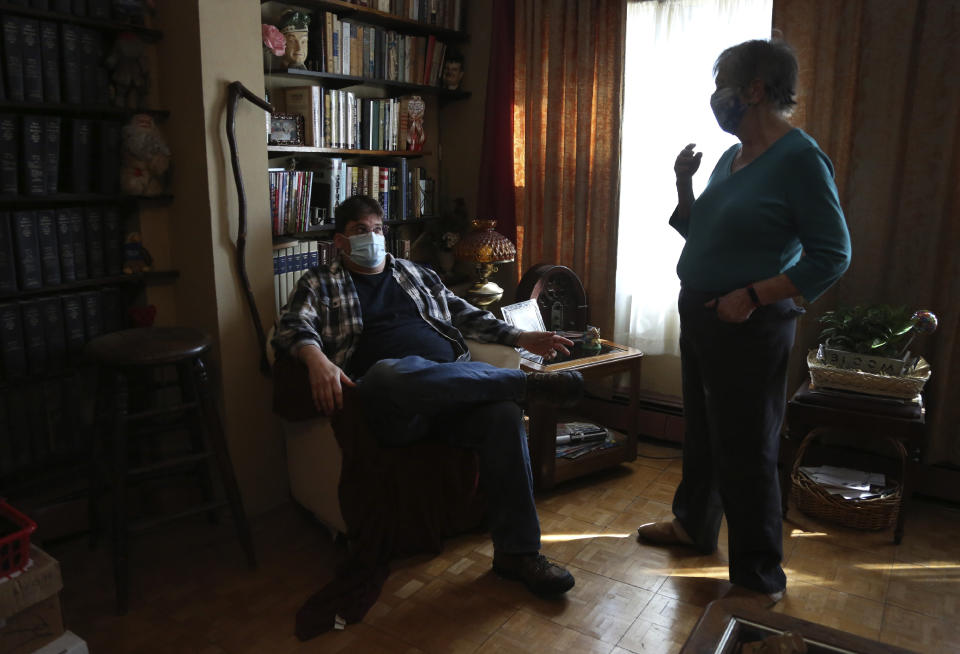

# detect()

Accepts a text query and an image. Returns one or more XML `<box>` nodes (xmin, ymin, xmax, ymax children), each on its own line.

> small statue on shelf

<box><xmin>405</xmin><ymin>95</ymin><xmax>426</xmax><ymax>151</ymax></box>
<box><xmin>105</xmin><ymin>32</ymin><xmax>149</xmax><ymax>109</ymax></box>
<box><xmin>278</xmin><ymin>10</ymin><xmax>310</xmax><ymax>70</ymax></box>
<box><xmin>120</xmin><ymin>113</ymin><xmax>170</xmax><ymax>196</ymax></box>
<box><xmin>122</xmin><ymin>232</ymin><xmax>153</xmax><ymax>274</ymax></box>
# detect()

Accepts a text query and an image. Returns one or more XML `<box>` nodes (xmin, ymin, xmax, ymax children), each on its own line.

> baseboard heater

<box><xmin>583</xmin><ymin>388</ymin><xmax>685</xmax><ymax>444</ymax></box>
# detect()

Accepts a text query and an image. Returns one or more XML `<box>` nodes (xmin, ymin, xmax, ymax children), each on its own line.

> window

<box><xmin>614</xmin><ymin>0</ymin><xmax>772</xmax><ymax>356</ymax></box>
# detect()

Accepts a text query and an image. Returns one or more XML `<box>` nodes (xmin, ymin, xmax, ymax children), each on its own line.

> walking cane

<box><xmin>226</xmin><ymin>81</ymin><xmax>273</xmax><ymax>375</ymax></box>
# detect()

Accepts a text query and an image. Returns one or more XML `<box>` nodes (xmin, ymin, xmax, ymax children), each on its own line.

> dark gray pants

<box><xmin>672</xmin><ymin>288</ymin><xmax>802</xmax><ymax>594</ymax></box>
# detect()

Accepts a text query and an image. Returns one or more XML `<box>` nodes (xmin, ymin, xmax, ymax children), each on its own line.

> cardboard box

<box><xmin>33</xmin><ymin>629</ymin><xmax>89</xmax><ymax>654</ymax></box>
<box><xmin>0</xmin><ymin>594</ymin><xmax>64</xmax><ymax>654</ymax></box>
<box><xmin>0</xmin><ymin>546</ymin><xmax>63</xmax><ymax>619</ymax></box>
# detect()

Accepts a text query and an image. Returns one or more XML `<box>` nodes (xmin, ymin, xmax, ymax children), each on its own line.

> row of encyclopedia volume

<box><xmin>273</xmin><ymin>240</ymin><xmax>333</xmax><ymax>315</ymax></box>
<box><xmin>0</xmin><ymin>207</ymin><xmax>125</xmax><ymax>293</ymax></box>
<box><xmin>0</xmin><ymin>285</ymin><xmax>125</xmax><ymax>381</ymax></box>
<box><xmin>304</xmin><ymin>10</ymin><xmax>450</xmax><ymax>87</ymax></box>
<box><xmin>1</xmin><ymin>13</ymin><xmax>112</xmax><ymax>105</ymax></box>
<box><xmin>0</xmin><ymin>114</ymin><xmax>121</xmax><ymax>196</ymax></box>
<box><xmin>0</xmin><ymin>368</ymin><xmax>95</xmax><ymax>478</ymax></box>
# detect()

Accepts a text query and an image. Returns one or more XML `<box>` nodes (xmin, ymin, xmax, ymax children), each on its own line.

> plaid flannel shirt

<box><xmin>271</xmin><ymin>254</ymin><xmax>522</xmax><ymax>369</ymax></box>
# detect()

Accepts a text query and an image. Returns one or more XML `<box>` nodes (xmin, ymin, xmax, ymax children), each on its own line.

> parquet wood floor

<box><xmin>51</xmin><ymin>441</ymin><xmax>960</xmax><ymax>653</ymax></box>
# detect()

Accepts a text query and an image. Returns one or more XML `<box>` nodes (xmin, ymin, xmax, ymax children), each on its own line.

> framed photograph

<box><xmin>501</xmin><ymin>300</ymin><xmax>547</xmax><ymax>364</ymax></box>
<box><xmin>268</xmin><ymin>113</ymin><xmax>304</xmax><ymax>146</ymax></box>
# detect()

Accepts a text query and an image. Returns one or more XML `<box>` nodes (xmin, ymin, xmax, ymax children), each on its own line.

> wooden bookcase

<box><xmin>261</xmin><ymin>0</ymin><xmax>470</xmax><ymax>311</ymax></box>
<box><xmin>0</xmin><ymin>4</ymin><xmax>177</xmax><ymax>500</ymax></box>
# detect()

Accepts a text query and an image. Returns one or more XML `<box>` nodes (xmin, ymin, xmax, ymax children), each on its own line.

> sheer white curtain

<box><xmin>614</xmin><ymin>0</ymin><xmax>772</xmax><ymax>356</ymax></box>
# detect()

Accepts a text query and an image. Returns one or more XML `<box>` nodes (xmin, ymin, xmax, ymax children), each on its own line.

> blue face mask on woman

<box><xmin>346</xmin><ymin>232</ymin><xmax>386</xmax><ymax>268</ymax></box>
<box><xmin>710</xmin><ymin>87</ymin><xmax>747</xmax><ymax>134</ymax></box>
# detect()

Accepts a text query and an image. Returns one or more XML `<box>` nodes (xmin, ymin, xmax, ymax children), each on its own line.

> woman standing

<box><xmin>636</xmin><ymin>40</ymin><xmax>851</xmax><ymax>603</ymax></box>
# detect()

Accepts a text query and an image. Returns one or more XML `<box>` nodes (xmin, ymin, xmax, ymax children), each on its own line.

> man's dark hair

<box><xmin>445</xmin><ymin>50</ymin><xmax>465</xmax><ymax>68</ymax></box>
<box><xmin>334</xmin><ymin>195</ymin><xmax>384</xmax><ymax>233</ymax></box>
<box><xmin>714</xmin><ymin>39</ymin><xmax>798</xmax><ymax>112</ymax></box>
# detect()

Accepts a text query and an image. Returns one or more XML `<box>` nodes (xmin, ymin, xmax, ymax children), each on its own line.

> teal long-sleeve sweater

<box><xmin>670</xmin><ymin>128</ymin><xmax>851</xmax><ymax>302</ymax></box>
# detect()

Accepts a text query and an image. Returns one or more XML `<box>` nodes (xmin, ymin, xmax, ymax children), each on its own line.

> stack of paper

<box><xmin>799</xmin><ymin>465</ymin><xmax>890</xmax><ymax>500</ymax></box>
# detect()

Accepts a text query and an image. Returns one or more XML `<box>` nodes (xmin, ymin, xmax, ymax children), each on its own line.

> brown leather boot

<box><xmin>492</xmin><ymin>552</ymin><xmax>575</xmax><ymax>596</ymax></box>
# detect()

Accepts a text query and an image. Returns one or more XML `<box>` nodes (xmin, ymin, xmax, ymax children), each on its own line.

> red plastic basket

<box><xmin>0</xmin><ymin>500</ymin><xmax>37</xmax><ymax>578</ymax></box>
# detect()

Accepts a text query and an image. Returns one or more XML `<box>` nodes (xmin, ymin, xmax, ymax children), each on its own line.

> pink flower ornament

<box><xmin>262</xmin><ymin>24</ymin><xmax>285</xmax><ymax>56</ymax></box>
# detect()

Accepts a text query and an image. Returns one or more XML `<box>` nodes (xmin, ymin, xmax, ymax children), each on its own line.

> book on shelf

<box><xmin>0</xmin><ymin>212</ymin><xmax>15</xmax><ymax>293</ymax></box>
<box><xmin>43</xmin><ymin>116</ymin><xmax>61</xmax><ymax>194</ymax></box>
<box><xmin>12</xmin><ymin>210</ymin><xmax>42</xmax><ymax>290</ymax></box>
<box><xmin>2</xmin><ymin>16</ymin><xmax>25</xmax><ymax>102</ymax></box>
<box><xmin>54</xmin><ymin>208</ymin><xmax>75</xmax><ymax>282</ymax></box>
<box><xmin>36</xmin><ymin>209</ymin><xmax>61</xmax><ymax>286</ymax></box>
<box><xmin>102</xmin><ymin>206</ymin><xmax>122</xmax><ymax>275</ymax></box>
<box><xmin>96</xmin><ymin>121</ymin><xmax>121</xmax><ymax>194</ymax></box>
<box><xmin>0</xmin><ymin>301</ymin><xmax>27</xmax><ymax>380</ymax></box>
<box><xmin>0</xmin><ymin>115</ymin><xmax>17</xmax><ymax>194</ymax></box>
<box><xmin>69</xmin><ymin>207</ymin><xmax>87</xmax><ymax>280</ymax></box>
<box><xmin>21</xmin><ymin>18</ymin><xmax>43</xmax><ymax>102</ymax></box>
<box><xmin>61</xmin><ymin>292</ymin><xmax>85</xmax><ymax>356</ymax></box>
<box><xmin>78</xmin><ymin>27</ymin><xmax>101</xmax><ymax>105</ymax></box>
<box><xmin>39</xmin><ymin>295</ymin><xmax>65</xmax><ymax>369</ymax></box>
<box><xmin>284</xmin><ymin>86</ymin><xmax>323</xmax><ymax>148</ymax></box>
<box><xmin>39</xmin><ymin>21</ymin><xmax>61</xmax><ymax>104</ymax></box>
<box><xmin>66</xmin><ymin>119</ymin><xmax>93</xmax><ymax>193</ymax></box>
<box><xmin>20</xmin><ymin>298</ymin><xmax>46</xmax><ymax>374</ymax></box>
<box><xmin>79</xmin><ymin>288</ymin><xmax>102</xmax><ymax>341</ymax></box>
<box><xmin>21</xmin><ymin>115</ymin><xmax>45</xmax><ymax>196</ymax></box>
<box><xmin>60</xmin><ymin>22</ymin><xmax>82</xmax><ymax>104</ymax></box>
<box><xmin>84</xmin><ymin>206</ymin><xmax>105</xmax><ymax>278</ymax></box>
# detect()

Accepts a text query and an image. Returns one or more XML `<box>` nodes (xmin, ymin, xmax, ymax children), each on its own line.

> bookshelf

<box><xmin>262</xmin><ymin>0</ymin><xmax>470</xmax><ymax>310</ymax></box>
<box><xmin>0</xmin><ymin>4</ymin><xmax>176</xmax><ymax>498</ymax></box>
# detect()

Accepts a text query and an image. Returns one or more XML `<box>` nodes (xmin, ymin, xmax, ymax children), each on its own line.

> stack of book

<box><xmin>268</xmin><ymin>169</ymin><xmax>315</xmax><ymax>235</ymax></box>
<box><xmin>555</xmin><ymin>422</ymin><xmax>616</xmax><ymax>459</ymax></box>
<box><xmin>272</xmin><ymin>240</ymin><xmax>339</xmax><ymax>314</ymax></box>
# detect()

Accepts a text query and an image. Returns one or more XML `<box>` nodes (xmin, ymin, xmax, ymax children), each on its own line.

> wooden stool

<box><xmin>780</xmin><ymin>377</ymin><xmax>925</xmax><ymax>544</ymax></box>
<box><xmin>85</xmin><ymin>327</ymin><xmax>257</xmax><ymax>614</ymax></box>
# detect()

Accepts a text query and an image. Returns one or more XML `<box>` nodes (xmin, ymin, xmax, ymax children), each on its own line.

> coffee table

<box><xmin>521</xmin><ymin>340</ymin><xmax>643</xmax><ymax>490</ymax></box>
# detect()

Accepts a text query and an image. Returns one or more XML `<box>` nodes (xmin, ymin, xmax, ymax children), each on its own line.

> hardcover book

<box><xmin>12</xmin><ymin>210</ymin><xmax>42</xmax><ymax>290</ymax></box>
<box><xmin>21</xmin><ymin>115</ymin><xmax>46</xmax><ymax>195</ymax></box>
<box><xmin>2</xmin><ymin>16</ymin><xmax>24</xmax><ymax>102</ymax></box>
<box><xmin>19</xmin><ymin>298</ymin><xmax>47</xmax><ymax>374</ymax></box>
<box><xmin>0</xmin><ymin>114</ymin><xmax>16</xmax><ymax>195</ymax></box>
<box><xmin>61</xmin><ymin>293</ymin><xmax>85</xmax><ymax>355</ymax></box>
<box><xmin>0</xmin><ymin>302</ymin><xmax>27</xmax><ymax>379</ymax></box>
<box><xmin>0</xmin><ymin>212</ymin><xmax>14</xmax><ymax>293</ymax></box>
<box><xmin>83</xmin><ymin>206</ymin><xmax>104</xmax><ymax>277</ymax></box>
<box><xmin>96</xmin><ymin>121</ymin><xmax>120</xmax><ymax>193</ymax></box>
<box><xmin>39</xmin><ymin>22</ymin><xmax>61</xmax><ymax>103</ymax></box>
<box><xmin>67</xmin><ymin>119</ymin><xmax>92</xmax><ymax>193</ymax></box>
<box><xmin>60</xmin><ymin>23</ymin><xmax>82</xmax><ymax>104</ymax></box>
<box><xmin>36</xmin><ymin>209</ymin><xmax>62</xmax><ymax>286</ymax></box>
<box><xmin>39</xmin><ymin>295</ymin><xmax>66</xmax><ymax>368</ymax></box>
<box><xmin>69</xmin><ymin>208</ymin><xmax>87</xmax><ymax>279</ymax></box>
<box><xmin>102</xmin><ymin>206</ymin><xmax>121</xmax><ymax>275</ymax></box>
<box><xmin>21</xmin><ymin>19</ymin><xmax>43</xmax><ymax>102</ymax></box>
<box><xmin>79</xmin><ymin>289</ymin><xmax>101</xmax><ymax>340</ymax></box>
<box><xmin>54</xmin><ymin>208</ymin><xmax>75</xmax><ymax>282</ymax></box>
<box><xmin>43</xmin><ymin>116</ymin><xmax>61</xmax><ymax>194</ymax></box>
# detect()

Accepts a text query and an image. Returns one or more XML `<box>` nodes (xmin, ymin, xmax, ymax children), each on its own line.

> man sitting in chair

<box><xmin>272</xmin><ymin>195</ymin><xmax>583</xmax><ymax>596</ymax></box>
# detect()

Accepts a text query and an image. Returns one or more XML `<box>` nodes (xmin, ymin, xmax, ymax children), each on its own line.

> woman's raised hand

<box><xmin>674</xmin><ymin>143</ymin><xmax>703</xmax><ymax>183</ymax></box>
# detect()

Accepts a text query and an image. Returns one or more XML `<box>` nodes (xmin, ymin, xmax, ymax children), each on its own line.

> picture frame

<box><xmin>500</xmin><ymin>299</ymin><xmax>547</xmax><ymax>364</ymax></box>
<box><xmin>268</xmin><ymin>113</ymin><xmax>304</xmax><ymax>146</ymax></box>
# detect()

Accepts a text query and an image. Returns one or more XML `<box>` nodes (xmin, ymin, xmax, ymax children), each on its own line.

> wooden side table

<box><xmin>680</xmin><ymin>598</ymin><xmax>915</xmax><ymax>653</ymax></box>
<box><xmin>781</xmin><ymin>378</ymin><xmax>925</xmax><ymax>544</ymax></box>
<box><xmin>522</xmin><ymin>340</ymin><xmax>643</xmax><ymax>490</ymax></box>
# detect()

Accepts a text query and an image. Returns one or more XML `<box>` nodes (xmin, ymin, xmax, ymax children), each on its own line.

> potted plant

<box><xmin>817</xmin><ymin>304</ymin><xmax>935</xmax><ymax>375</ymax></box>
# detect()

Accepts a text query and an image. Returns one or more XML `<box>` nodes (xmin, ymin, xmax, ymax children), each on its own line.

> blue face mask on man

<box><xmin>346</xmin><ymin>232</ymin><xmax>386</xmax><ymax>268</ymax></box>
<box><xmin>710</xmin><ymin>87</ymin><xmax>747</xmax><ymax>134</ymax></box>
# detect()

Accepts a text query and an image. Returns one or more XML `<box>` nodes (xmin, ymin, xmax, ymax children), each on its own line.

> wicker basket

<box><xmin>790</xmin><ymin>428</ymin><xmax>906</xmax><ymax>531</ymax></box>
<box><xmin>807</xmin><ymin>349</ymin><xmax>930</xmax><ymax>400</ymax></box>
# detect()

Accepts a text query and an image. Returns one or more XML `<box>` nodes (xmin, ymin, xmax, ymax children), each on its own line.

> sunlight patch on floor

<box><xmin>540</xmin><ymin>533</ymin><xmax>633</xmax><ymax>543</ymax></box>
<box><xmin>789</xmin><ymin>529</ymin><xmax>828</xmax><ymax>538</ymax></box>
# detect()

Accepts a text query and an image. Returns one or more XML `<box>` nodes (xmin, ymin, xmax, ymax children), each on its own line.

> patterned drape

<box><xmin>512</xmin><ymin>0</ymin><xmax>626</xmax><ymax>337</ymax></box>
<box><xmin>774</xmin><ymin>0</ymin><xmax>960</xmax><ymax>465</ymax></box>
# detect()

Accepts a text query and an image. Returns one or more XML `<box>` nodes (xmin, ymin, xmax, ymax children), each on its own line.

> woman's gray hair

<box><xmin>714</xmin><ymin>39</ymin><xmax>798</xmax><ymax>112</ymax></box>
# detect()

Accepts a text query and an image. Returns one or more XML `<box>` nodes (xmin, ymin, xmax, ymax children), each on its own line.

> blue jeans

<box><xmin>357</xmin><ymin>356</ymin><xmax>541</xmax><ymax>554</ymax></box>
